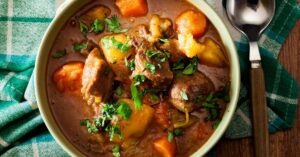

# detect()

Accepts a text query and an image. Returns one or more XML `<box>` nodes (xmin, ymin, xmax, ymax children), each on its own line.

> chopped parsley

<box><xmin>80</xmin><ymin>119</ymin><xmax>99</xmax><ymax>133</ymax></box>
<box><xmin>173</xmin><ymin>128</ymin><xmax>183</xmax><ymax>136</ymax></box>
<box><xmin>172</xmin><ymin>59</ymin><xmax>185</xmax><ymax>70</ymax></box>
<box><xmin>115</xmin><ymin>86</ymin><xmax>122</xmax><ymax>96</ymax></box>
<box><xmin>112</xmin><ymin>145</ymin><xmax>121</xmax><ymax>157</ymax></box>
<box><xmin>149</xmin><ymin>94</ymin><xmax>160</xmax><ymax>104</ymax></box>
<box><xmin>172</xmin><ymin>57</ymin><xmax>198</xmax><ymax>75</ymax></box>
<box><xmin>105</xmin><ymin>16</ymin><xmax>128</xmax><ymax>33</ymax></box>
<box><xmin>106</xmin><ymin>125</ymin><xmax>122</xmax><ymax>141</ymax></box>
<box><xmin>180</xmin><ymin>91</ymin><xmax>189</xmax><ymax>100</ymax></box>
<box><xmin>90</xmin><ymin>19</ymin><xmax>104</xmax><ymax>33</ymax></box>
<box><xmin>117</xmin><ymin>101</ymin><xmax>132</xmax><ymax>120</ymax></box>
<box><xmin>125</xmin><ymin>58</ymin><xmax>135</xmax><ymax>71</ymax></box>
<box><xmin>52</xmin><ymin>49</ymin><xmax>66</xmax><ymax>58</ymax></box>
<box><xmin>144</xmin><ymin>62</ymin><xmax>156</xmax><ymax>74</ymax></box>
<box><xmin>131</xmin><ymin>83</ymin><xmax>143</xmax><ymax>110</ymax></box>
<box><xmin>146</xmin><ymin>50</ymin><xmax>169</xmax><ymax>63</ymax></box>
<box><xmin>79</xmin><ymin>21</ymin><xmax>89</xmax><ymax>34</ymax></box>
<box><xmin>73</xmin><ymin>43</ymin><xmax>88</xmax><ymax>51</ymax></box>
<box><xmin>168</xmin><ymin>128</ymin><xmax>184</xmax><ymax>142</ymax></box>
<box><xmin>101</xmin><ymin>36</ymin><xmax>131</xmax><ymax>53</ymax></box>
<box><xmin>146</xmin><ymin>50</ymin><xmax>161</xmax><ymax>58</ymax></box>
<box><xmin>133</xmin><ymin>75</ymin><xmax>147</xmax><ymax>86</ymax></box>
<box><xmin>159</xmin><ymin>38</ymin><xmax>169</xmax><ymax>43</ymax></box>
<box><xmin>182</xmin><ymin>57</ymin><xmax>198</xmax><ymax>75</ymax></box>
<box><xmin>168</xmin><ymin>132</ymin><xmax>174</xmax><ymax>142</ymax></box>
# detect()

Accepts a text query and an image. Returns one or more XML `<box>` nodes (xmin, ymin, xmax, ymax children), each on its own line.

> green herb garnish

<box><xmin>105</xmin><ymin>16</ymin><xmax>128</xmax><ymax>33</ymax></box>
<box><xmin>133</xmin><ymin>75</ymin><xmax>147</xmax><ymax>86</ymax></box>
<box><xmin>80</xmin><ymin>119</ymin><xmax>99</xmax><ymax>133</ymax></box>
<box><xmin>101</xmin><ymin>36</ymin><xmax>131</xmax><ymax>53</ymax></box>
<box><xmin>180</xmin><ymin>91</ymin><xmax>189</xmax><ymax>100</ymax></box>
<box><xmin>112</xmin><ymin>145</ymin><xmax>121</xmax><ymax>157</ymax></box>
<box><xmin>159</xmin><ymin>38</ymin><xmax>169</xmax><ymax>43</ymax></box>
<box><xmin>168</xmin><ymin>132</ymin><xmax>174</xmax><ymax>142</ymax></box>
<box><xmin>172</xmin><ymin>59</ymin><xmax>185</xmax><ymax>70</ymax></box>
<box><xmin>79</xmin><ymin>21</ymin><xmax>89</xmax><ymax>34</ymax></box>
<box><xmin>149</xmin><ymin>94</ymin><xmax>160</xmax><ymax>104</ymax></box>
<box><xmin>91</xmin><ymin>19</ymin><xmax>104</xmax><ymax>33</ymax></box>
<box><xmin>117</xmin><ymin>101</ymin><xmax>132</xmax><ymax>120</ymax></box>
<box><xmin>182</xmin><ymin>57</ymin><xmax>198</xmax><ymax>75</ymax></box>
<box><xmin>52</xmin><ymin>49</ymin><xmax>66</xmax><ymax>58</ymax></box>
<box><xmin>106</xmin><ymin>125</ymin><xmax>122</xmax><ymax>141</ymax></box>
<box><xmin>174</xmin><ymin>128</ymin><xmax>183</xmax><ymax>136</ymax></box>
<box><xmin>144</xmin><ymin>62</ymin><xmax>156</xmax><ymax>74</ymax></box>
<box><xmin>73</xmin><ymin>43</ymin><xmax>88</xmax><ymax>51</ymax></box>
<box><xmin>115</xmin><ymin>86</ymin><xmax>122</xmax><ymax>96</ymax></box>
<box><xmin>131</xmin><ymin>83</ymin><xmax>143</xmax><ymax>110</ymax></box>
<box><xmin>125</xmin><ymin>58</ymin><xmax>135</xmax><ymax>71</ymax></box>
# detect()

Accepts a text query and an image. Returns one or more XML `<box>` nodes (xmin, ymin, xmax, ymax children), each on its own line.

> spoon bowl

<box><xmin>226</xmin><ymin>0</ymin><xmax>275</xmax><ymax>41</ymax></box>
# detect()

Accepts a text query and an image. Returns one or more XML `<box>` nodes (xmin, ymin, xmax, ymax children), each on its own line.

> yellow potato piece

<box><xmin>81</xmin><ymin>5</ymin><xmax>111</xmax><ymax>24</ymax></box>
<box><xmin>113</xmin><ymin>99</ymin><xmax>154</xmax><ymax>142</ymax></box>
<box><xmin>100</xmin><ymin>34</ymin><xmax>131</xmax><ymax>64</ymax></box>
<box><xmin>197</xmin><ymin>38</ymin><xmax>228</xmax><ymax>67</ymax></box>
<box><xmin>149</xmin><ymin>15</ymin><xmax>172</xmax><ymax>42</ymax></box>
<box><xmin>178</xmin><ymin>33</ymin><xmax>205</xmax><ymax>58</ymax></box>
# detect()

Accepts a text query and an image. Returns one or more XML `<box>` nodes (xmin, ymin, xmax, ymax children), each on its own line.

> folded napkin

<box><xmin>0</xmin><ymin>0</ymin><xmax>299</xmax><ymax>156</ymax></box>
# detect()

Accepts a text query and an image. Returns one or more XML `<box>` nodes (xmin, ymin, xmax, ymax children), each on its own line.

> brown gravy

<box><xmin>46</xmin><ymin>0</ymin><xmax>228</xmax><ymax>156</ymax></box>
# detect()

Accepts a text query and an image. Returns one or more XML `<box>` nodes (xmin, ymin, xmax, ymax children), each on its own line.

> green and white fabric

<box><xmin>0</xmin><ymin>0</ymin><xmax>299</xmax><ymax>156</ymax></box>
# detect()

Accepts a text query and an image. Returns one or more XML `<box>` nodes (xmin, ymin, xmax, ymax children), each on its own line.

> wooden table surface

<box><xmin>217</xmin><ymin>3</ymin><xmax>300</xmax><ymax>157</ymax></box>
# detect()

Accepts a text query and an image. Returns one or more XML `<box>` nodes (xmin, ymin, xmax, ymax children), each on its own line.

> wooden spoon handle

<box><xmin>250</xmin><ymin>65</ymin><xmax>269</xmax><ymax>157</ymax></box>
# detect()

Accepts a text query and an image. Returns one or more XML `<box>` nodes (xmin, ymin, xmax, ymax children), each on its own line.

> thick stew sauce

<box><xmin>46</xmin><ymin>0</ymin><xmax>230</xmax><ymax>156</ymax></box>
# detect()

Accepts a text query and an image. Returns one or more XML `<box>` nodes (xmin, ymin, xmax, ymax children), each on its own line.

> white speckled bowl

<box><xmin>35</xmin><ymin>0</ymin><xmax>240</xmax><ymax>156</ymax></box>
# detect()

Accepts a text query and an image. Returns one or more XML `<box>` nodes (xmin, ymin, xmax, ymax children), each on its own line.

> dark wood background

<box><xmin>217</xmin><ymin>2</ymin><xmax>300</xmax><ymax>156</ymax></box>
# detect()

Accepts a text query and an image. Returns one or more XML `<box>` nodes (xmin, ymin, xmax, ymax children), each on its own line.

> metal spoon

<box><xmin>225</xmin><ymin>0</ymin><xmax>275</xmax><ymax>157</ymax></box>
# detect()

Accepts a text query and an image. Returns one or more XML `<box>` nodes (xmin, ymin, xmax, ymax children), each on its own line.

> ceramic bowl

<box><xmin>35</xmin><ymin>0</ymin><xmax>240</xmax><ymax>156</ymax></box>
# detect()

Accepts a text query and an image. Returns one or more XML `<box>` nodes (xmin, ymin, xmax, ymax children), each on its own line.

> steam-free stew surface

<box><xmin>46</xmin><ymin>0</ymin><xmax>230</xmax><ymax>156</ymax></box>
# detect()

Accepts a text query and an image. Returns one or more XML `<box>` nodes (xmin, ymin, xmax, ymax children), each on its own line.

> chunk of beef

<box><xmin>132</xmin><ymin>48</ymin><xmax>173</xmax><ymax>90</ymax></box>
<box><xmin>169</xmin><ymin>72</ymin><xmax>214</xmax><ymax>112</ymax></box>
<box><xmin>81</xmin><ymin>48</ymin><xmax>114</xmax><ymax>106</ymax></box>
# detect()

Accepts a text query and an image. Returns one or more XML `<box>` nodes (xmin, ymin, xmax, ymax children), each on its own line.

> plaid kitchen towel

<box><xmin>0</xmin><ymin>0</ymin><xmax>299</xmax><ymax>156</ymax></box>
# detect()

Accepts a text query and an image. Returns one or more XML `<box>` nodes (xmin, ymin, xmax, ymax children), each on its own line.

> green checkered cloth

<box><xmin>0</xmin><ymin>0</ymin><xmax>299</xmax><ymax>156</ymax></box>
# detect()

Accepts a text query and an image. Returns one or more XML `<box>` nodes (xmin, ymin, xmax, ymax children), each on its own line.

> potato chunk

<box><xmin>114</xmin><ymin>99</ymin><xmax>154</xmax><ymax>141</ymax></box>
<box><xmin>197</xmin><ymin>38</ymin><xmax>228</xmax><ymax>67</ymax></box>
<box><xmin>100</xmin><ymin>34</ymin><xmax>133</xmax><ymax>81</ymax></box>
<box><xmin>178</xmin><ymin>33</ymin><xmax>205</xmax><ymax>58</ymax></box>
<box><xmin>115</xmin><ymin>0</ymin><xmax>148</xmax><ymax>17</ymax></box>
<box><xmin>148</xmin><ymin>15</ymin><xmax>172</xmax><ymax>42</ymax></box>
<box><xmin>53</xmin><ymin>62</ymin><xmax>84</xmax><ymax>93</ymax></box>
<box><xmin>175</xmin><ymin>10</ymin><xmax>207</xmax><ymax>38</ymax></box>
<box><xmin>81</xmin><ymin>5</ymin><xmax>111</xmax><ymax>24</ymax></box>
<box><xmin>81</xmin><ymin>48</ymin><xmax>114</xmax><ymax>105</ymax></box>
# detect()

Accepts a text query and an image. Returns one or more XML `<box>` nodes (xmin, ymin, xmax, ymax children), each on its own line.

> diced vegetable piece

<box><xmin>100</xmin><ymin>34</ymin><xmax>133</xmax><ymax>81</ymax></box>
<box><xmin>53</xmin><ymin>62</ymin><xmax>84</xmax><ymax>92</ymax></box>
<box><xmin>115</xmin><ymin>0</ymin><xmax>148</xmax><ymax>17</ymax></box>
<box><xmin>100</xmin><ymin>34</ymin><xmax>132</xmax><ymax>63</ymax></box>
<box><xmin>114</xmin><ymin>99</ymin><xmax>154</xmax><ymax>141</ymax></box>
<box><xmin>149</xmin><ymin>15</ymin><xmax>172</xmax><ymax>42</ymax></box>
<box><xmin>175</xmin><ymin>10</ymin><xmax>207</xmax><ymax>38</ymax></box>
<box><xmin>197</xmin><ymin>38</ymin><xmax>228</xmax><ymax>67</ymax></box>
<box><xmin>81</xmin><ymin>5</ymin><xmax>111</xmax><ymax>24</ymax></box>
<box><xmin>153</xmin><ymin>136</ymin><xmax>176</xmax><ymax>157</ymax></box>
<box><xmin>178</xmin><ymin>33</ymin><xmax>205</xmax><ymax>58</ymax></box>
